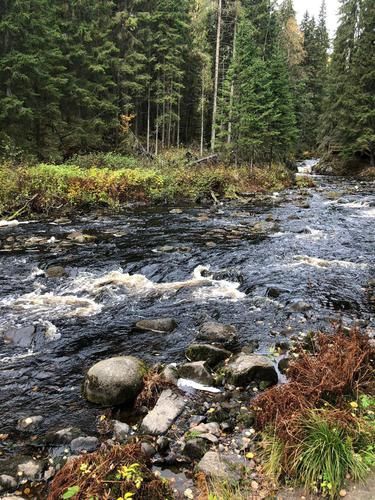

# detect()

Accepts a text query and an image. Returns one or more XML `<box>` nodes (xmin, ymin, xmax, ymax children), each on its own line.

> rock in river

<box><xmin>141</xmin><ymin>389</ymin><xmax>185</xmax><ymax>435</ymax></box>
<box><xmin>45</xmin><ymin>266</ymin><xmax>67</xmax><ymax>278</ymax></box>
<box><xmin>178</xmin><ymin>361</ymin><xmax>214</xmax><ymax>385</ymax></box>
<box><xmin>16</xmin><ymin>415</ymin><xmax>43</xmax><ymax>433</ymax></box>
<box><xmin>197</xmin><ymin>322</ymin><xmax>237</xmax><ymax>348</ymax></box>
<box><xmin>70</xmin><ymin>436</ymin><xmax>99</xmax><ymax>453</ymax></box>
<box><xmin>197</xmin><ymin>451</ymin><xmax>245</xmax><ymax>481</ymax></box>
<box><xmin>185</xmin><ymin>343</ymin><xmax>231</xmax><ymax>367</ymax></box>
<box><xmin>83</xmin><ymin>356</ymin><xmax>147</xmax><ymax>406</ymax></box>
<box><xmin>135</xmin><ymin>318</ymin><xmax>177</xmax><ymax>333</ymax></box>
<box><xmin>226</xmin><ymin>353</ymin><xmax>278</xmax><ymax>386</ymax></box>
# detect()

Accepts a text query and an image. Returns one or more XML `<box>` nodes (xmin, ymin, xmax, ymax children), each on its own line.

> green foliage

<box><xmin>61</xmin><ymin>485</ymin><xmax>80</xmax><ymax>499</ymax></box>
<box><xmin>292</xmin><ymin>411</ymin><xmax>370</xmax><ymax>498</ymax></box>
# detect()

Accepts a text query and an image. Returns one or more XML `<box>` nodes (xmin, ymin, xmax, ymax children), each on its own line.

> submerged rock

<box><xmin>2</xmin><ymin>326</ymin><xmax>35</xmax><ymax>348</ymax></box>
<box><xmin>226</xmin><ymin>353</ymin><xmax>278</xmax><ymax>386</ymax></box>
<box><xmin>141</xmin><ymin>389</ymin><xmax>185</xmax><ymax>435</ymax></box>
<box><xmin>17</xmin><ymin>459</ymin><xmax>44</xmax><ymax>481</ymax></box>
<box><xmin>67</xmin><ymin>231</ymin><xmax>96</xmax><ymax>243</ymax></box>
<box><xmin>135</xmin><ymin>318</ymin><xmax>177</xmax><ymax>333</ymax></box>
<box><xmin>113</xmin><ymin>421</ymin><xmax>130</xmax><ymax>442</ymax></box>
<box><xmin>45</xmin><ymin>427</ymin><xmax>81</xmax><ymax>445</ymax></box>
<box><xmin>185</xmin><ymin>343</ymin><xmax>231</xmax><ymax>367</ymax></box>
<box><xmin>83</xmin><ymin>356</ymin><xmax>146</xmax><ymax>406</ymax></box>
<box><xmin>179</xmin><ymin>361</ymin><xmax>214</xmax><ymax>385</ymax></box>
<box><xmin>197</xmin><ymin>322</ymin><xmax>237</xmax><ymax>348</ymax></box>
<box><xmin>46</xmin><ymin>266</ymin><xmax>67</xmax><ymax>278</ymax></box>
<box><xmin>16</xmin><ymin>415</ymin><xmax>43</xmax><ymax>433</ymax></box>
<box><xmin>70</xmin><ymin>436</ymin><xmax>99</xmax><ymax>453</ymax></box>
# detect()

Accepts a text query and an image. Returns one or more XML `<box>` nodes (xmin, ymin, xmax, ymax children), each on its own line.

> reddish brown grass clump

<box><xmin>48</xmin><ymin>443</ymin><xmax>173</xmax><ymax>500</ymax></box>
<box><xmin>253</xmin><ymin>327</ymin><xmax>374</xmax><ymax>442</ymax></box>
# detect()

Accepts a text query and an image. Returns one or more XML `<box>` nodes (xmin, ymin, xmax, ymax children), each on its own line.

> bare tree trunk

<box><xmin>177</xmin><ymin>95</ymin><xmax>181</xmax><ymax>148</ymax></box>
<box><xmin>167</xmin><ymin>82</ymin><xmax>172</xmax><ymax>148</ymax></box>
<box><xmin>228</xmin><ymin>7</ymin><xmax>238</xmax><ymax>144</ymax></box>
<box><xmin>146</xmin><ymin>86</ymin><xmax>151</xmax><ymax>154</ymax></box>
<box><xmin>200</xmin><ymin>79</ymin><xmax>205</xmax><ymax>156</ymax></box>
<box><xmin>155</xmin><ymin>101</ymin><xmax>159</xmax><ymax>156</ymax></box>
<box><xmin>211</xmin><ymin>0</ymin><xmax>222</xmax><ymax>152</ymax></box>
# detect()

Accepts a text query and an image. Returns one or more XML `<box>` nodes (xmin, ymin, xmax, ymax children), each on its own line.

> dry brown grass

<box><xmin>253</xmin><ymin>326</ymin><xmax>374</xmax><ymax>443</ymax></box>
<box><xmin>134</xmin><ymin>368</ymin><xmax>173</xmax><ymax>410</ymax></box>
<box><xmin>48</xmin><ymin>443</ymin><xmax>173</xmax><ymax>500</ymax></box>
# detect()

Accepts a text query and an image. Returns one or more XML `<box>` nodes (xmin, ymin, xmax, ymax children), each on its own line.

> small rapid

<box><xmin>0</xmin><ymin>169</ymin><xmax>374</xmax><ymax>461</ymax></box>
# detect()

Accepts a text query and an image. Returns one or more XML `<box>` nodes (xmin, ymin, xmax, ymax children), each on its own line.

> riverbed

<box><xmin>0</xmin><ymin>167</ymin><xmax>374</xmax><ymax>465</ymax></box>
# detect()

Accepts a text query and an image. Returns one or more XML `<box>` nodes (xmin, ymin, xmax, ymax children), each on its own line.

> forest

<box><xmin>0</xmin><ymin>0</ymin><xmax>373</xmax><ymax>168</ymax></box>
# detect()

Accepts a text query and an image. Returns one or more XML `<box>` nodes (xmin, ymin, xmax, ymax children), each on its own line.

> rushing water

<box><xmin>0</xmin><ymin>167</ymin><xmax>374</xmax><ymax>462</ymax></box>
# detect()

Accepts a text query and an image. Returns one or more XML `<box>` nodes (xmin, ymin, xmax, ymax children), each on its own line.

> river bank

<box><xmin>0</xmin><ymin>152</ymin><xmax>294</xmax><ymax>219</ymax></box>
<box><xmin>0</xmin><ymin>170</ymin><xmax>374</xmax><ymax>498</ymax></box>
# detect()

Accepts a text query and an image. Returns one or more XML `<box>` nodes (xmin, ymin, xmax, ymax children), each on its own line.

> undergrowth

<box><xmin>47</xmin><ymin>443</ymin><xmax>173</xmax><ymax>500</ymax></box>
<box><xmin>253</xmin><ymin>326</ymin><xmax>375</xmax><ymax>498</ymax></box>
<box><xmin>0</xmin><ymin>151</ymin><xmax>294</xmax><ymax>217</ymax></box>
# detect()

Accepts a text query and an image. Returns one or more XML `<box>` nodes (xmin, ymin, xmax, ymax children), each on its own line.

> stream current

<box><xmin>0</xmin><ymin>163</ymin><xmax>374</xmax><ymax>461</ymax></box>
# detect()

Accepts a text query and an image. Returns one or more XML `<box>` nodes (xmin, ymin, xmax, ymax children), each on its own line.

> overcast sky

<box><xmin>294</xmin><ymin>0</ymin><xmax>340</xmax><ymax>36</ymax></box>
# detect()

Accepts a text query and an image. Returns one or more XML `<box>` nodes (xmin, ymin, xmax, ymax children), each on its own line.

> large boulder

<box><xmin>83</xmin><ymin>356</ymin><xmax>146</xmax><ymax>406</ymax></box>
<box><xmin>225</xmin><ymin>354</ymin><xmax>278</xmax><ymax>386</ymax></box>
<box><xmin>185</xmin><ymin>344</ymin><xmax>231</xmax><ymax>367</ymax></box>
<box><xmin>135</xmin><ymin>318</ymin><xmax>177</xmax><ymax>333</ymax></box>
<box><xmin>197</xmin><ymin>322</ymin><xmax>237</xmax><ymax>348</ymax></box>
<box><xmin>141</xmin><ymin>389</ymin><xmax>185</xmax><ymax>435</ymax></box>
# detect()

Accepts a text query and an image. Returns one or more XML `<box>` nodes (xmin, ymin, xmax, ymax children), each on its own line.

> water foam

<box><xmin>293</xmin><ymin>255</ymin><xmax>367</xmax><ymax>269</ymax></box>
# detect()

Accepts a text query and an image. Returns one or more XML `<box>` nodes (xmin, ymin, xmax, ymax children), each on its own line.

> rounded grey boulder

<box><xmin>83</xmin><ymin>356</ymin><xmax>146</xmax><ymax>406</ymax></box>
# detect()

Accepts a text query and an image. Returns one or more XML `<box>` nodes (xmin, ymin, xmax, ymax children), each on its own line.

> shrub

<box><xmin>47</xmin><ymin>444</ymin><xmax>173</xmax><ymax>500</ymax></box>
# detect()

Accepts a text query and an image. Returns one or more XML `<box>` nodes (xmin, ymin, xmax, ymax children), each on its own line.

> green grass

<box><xmin>292</xmin><ymin>411</ymin><xmax>371</xmax><ymax>498</ymax></box>
<box><xmin>0</xmin><ymin>151</ymin><xmax>294</xmax><ymax>216</ymax></box>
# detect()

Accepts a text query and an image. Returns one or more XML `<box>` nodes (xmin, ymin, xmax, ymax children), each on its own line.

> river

<box><xmin>0</xmin><ymin>164</ymin><xmax>374</xmax><ymax>465</ymax></box>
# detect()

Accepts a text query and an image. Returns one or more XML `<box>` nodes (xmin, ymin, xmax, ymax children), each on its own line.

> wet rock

<box><xmin>141</xmin><ymin>442</ymin><xmax>156</xmax><ymax>458</ymax></box>
<box><xmin>157</xmin><ymin>245</ymin><xmax>175</xmax><ymax>253</ymax></box>
<box><xmin>169</xmin><ymin>208</ymin><xmax>183</xmax><ymax>214</ymax></box>
<box><xmin>278</xmin><ymin>357</ymin><xmax>290</xmax><ymax>374</ymax></box>
<box><xmin>197</xmin><ymin>322</ymin><xmax>237</xmax><ymax>348</ymax></box>
<box><xmin>3</xmin><ymin>326</ymin><xmax>35</xmax><ymax>348</ymax></box>
<box><xmin>70</xmin><ymin>436</ymin><xmax>99</xmax><ymax>453</ymax></box>
<box><xmin>192</xmin><ymin>422</ymin><xmax>221</xmax><ymax>437</ymax></box>
<box><xmin>113</xmin><ymin>421</ymin><xmax>130</xmax><ymax>442</ymax></box>
<box><xmin>185</xmin><ymin>344</ymin><xmax>231</xmax><ymax>368</ymax></box>
<box><xmin>241</xmin><ymin>340</ymin><xmax>260</xmax><ymax>354</ymax></box>
<box><xmin>16</xmin><ymin>415</ymin><xmax>43</xmax><ymax>432</ymax></box>
<box><xmin>266</xmin><ymin>285</ymin><xmax>291</xmax><ymax>298</ymax></box>
<box><xmin>43</xmin><ymin>466</ymin><xmax>56</xmax><ymax>481</ymax></box>
<box><xmin>289</xmin><ymin>299</ymin><xmax>311</xmax><ymax>312</ymax></box>
<box><xmin>0</xmin><ymin>475</ymin><xmax>17</xmax><ymax>492</ymax></box>
<box><xmin>226</xmin><ymin>354</ymin><xmax>278</xmax><ymax>386</ymax></box>
<box><xmin>135</xmin><ymin>318</ymin><xmax>177</xmax><ymax>333</ymax></box>
<box><xmin>156</xmin><ymin>436</ymin><xmax>170</xmax><ymax>453</ymax></box>
<box><xmin>67</xmin><ymin>231</ymin><xmax>96</xmax><ymax>243</ymax></box>
<box><xmin>178</xmin><ymin>361</ymin><xmax>214</xmax><ymax>385</ymax></box>
<box><xmin>141</xmin><ymin>389</ymin><xmax>185</xmax><ymax>435</ymax></box>
<box><xmin>17</xmin><ymin>459</ymin><xmax>44</xmax><ymax>480</ymax></box>
<box><xmin>197</xmin><ymin>452</ymin><xmax>245</xmax><ymax>481</ymax></box>
<box><xmin>46</xmin><ymin>266</ymin><xmax>67</xmax><ymax>278</ymax></box>
<box><xmin>252</xmin><ymin>221</ymin><xmax>279</xmax><ymax>233</ymax></box>
<box><xmin>83</xmin><ymin>356</ymin><xmax>147</xmax><ymax>406</ymax></box>
<box><xmin>183</xmin><ymin>438</ymin><xmax>209</xmax><ymax>460</ymax></box>
<box><xmin>45</xmin><ymin>427</ymin><xmax>81</xmax><ymax>445</ymax></box>
<box><xmin>1</xmin><ymin>497</ymin><xmax>27</xmax><ymax>500</ymax></box>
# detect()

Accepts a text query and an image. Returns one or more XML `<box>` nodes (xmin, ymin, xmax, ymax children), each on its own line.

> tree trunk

<box><xmin>200</xmin><ymin>79</ymin><xmax>205</xmax><ymax>156</ymax></box>
<box><xmin>228</xmin><ymin>9</ymin><xmax>237</xmax><ymax>144</ymax></box>
<box><xmin>211</xmin><ymin>0</ymin><xmax>222</xmax><ymax>152</ymax></box>
<box><xmin>146</xmin><ymin>86</ymin><xmax>151</xmax><ymax>154</ymax></box>
<box><xmin>155</xmin><ymin>101</ymin><xmax>159</xmax><ymax>156</ymax></box>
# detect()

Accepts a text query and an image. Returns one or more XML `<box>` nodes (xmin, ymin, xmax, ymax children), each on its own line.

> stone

<box><xmin>252</xmin><ymin>221</ymin><xmax>279</xmax><ymax>233</ymax></box>
<box><xmin>266</xmin><ymin>286</ymin><xmax>290</xmax><ymax>298</ymax></box>
<box><xmin>141</xmin><ymin>442</ymin><xmax>156</xmax><ymax>458</ymax></box>
<box><xmin>46</xmin><ymin>266</ymin><xmax>67</xmax><ymax>278</ymax></box>
<box><xmin>192</xmin><ymin>422</ymin><xmax>221</xmax><ymax>437</ymax></box>
<box><xmin>83</xmin><ymin>356</ymin><xmax>146</xmax><ymax>406</ymax></box>
<box><xmin>45</xmin><ymin>427</ymin><xmax>81</xmax><ymax>445</ymax></box>
<box><xmin>185</xmin><ymin>344</ymin><xmax>231</xmax><ymax>367</ymax></box>
<box><xmin>3</xmin><ymin>326</ymin><xmax>35</xmax><ymax>347</ymax></box>
<box><xmin>156</xmin><ymin>436</ymin><xmax>170</xmax><ymax>453</ymax></box>
<box><xmin>162</xmin><ymin>364</ymin><xmax>178</xmax><ymax>385</ymax></box>
<box><xmin>17</xmin><ymin>459</ymin><xmax>44</xmax><ymax>480</ymax></box>
<box><xmin>67</xmin><ymin>231</ymin><xmax>95</xmax><ymax>243</ymax></box>
<box><xmin>278</xmin><ymin>357</ymin><xmax>290</xmax><ymax>374</ymax></box>
<box><xmin>183</xmin><ymin>438</ymin><xmax>209</xmax><ymax>460</ymax></box>
<box><xmin>197</xmin><ymin>452</ymin><xmax>245</xmax><ymax>481</ymax></box>
<box><xmin>141</xmin><ymin>389</ymin><xmax>185</xmax><ymax>435</ymax></box>
<box><xmin>113</xmin><ymin>421</ymin><xmax>130</xmax><ymax>442</ymax></box>
<box><xmin>226</xmin><ymin>354</ymin><xmax>278</xmax><ymax>386</ymax></box>
<box><xmin>289</xmin><ymin>300</ymin><xmax>311</xmax><ymax>312</ymax></box>
<box><xmin>16</xmin><ymin>415</ymin><xmax>43</xmax><ymax>432</ymax></box>
<box><xmin>178</xmin><ymin>361</ymin><xmax>214</xmax><ymax>385</ymax></box>
<box><xmin>70</xmin><ymin>436</ymin><xmax>99</xmax><ymax>453</ymax></box>
<box><xmin>135</xmin><ymin>318</ymin><xmax>177</xmax><ymax>333</ymax></box>
<box><xmin>0</xmin><ymin>475</ymin><xmax>17</xmax><ymax>492</ymax></box>
<box><xmin>197</xmin><ymin>322</ymin><xmax>237</xmax><ymax>348</ymax></box>
<box><xmin>169</xmin><ymin>208</ymin><xmax>183</xmax><ymax>214</ymax></box>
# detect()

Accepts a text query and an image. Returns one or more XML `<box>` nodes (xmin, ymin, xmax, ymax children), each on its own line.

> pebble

<box><xmin>251</xmin><ymin>480</ymin><xmax>259</xmax><ymax>490</ymax></box>
<box><xmin>339</xmin><ymin>490</ymin><xmax>347</xmax><ymax>497</ymax></box>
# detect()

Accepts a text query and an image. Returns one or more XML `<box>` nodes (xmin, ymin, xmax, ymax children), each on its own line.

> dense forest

<box><xmin>0</xmin><ymin>0</ymin><xmax>372</xmax><ymax>166</ymax></box>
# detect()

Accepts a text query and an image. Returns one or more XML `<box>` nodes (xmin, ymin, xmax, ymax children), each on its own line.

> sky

<box><xmin>294</xmin><ymin>0</ymin><xmax>340</xmax><ymax>36</ymax></box>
